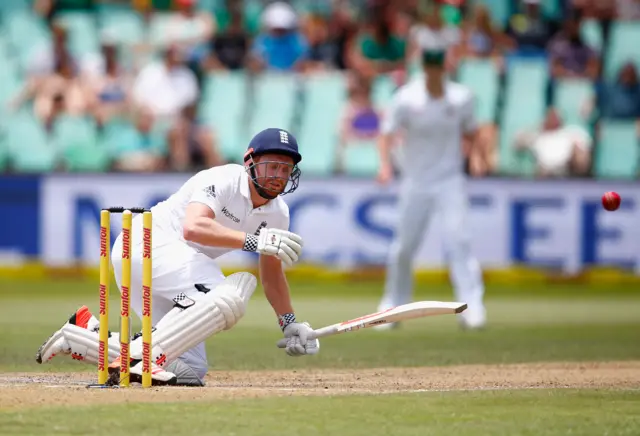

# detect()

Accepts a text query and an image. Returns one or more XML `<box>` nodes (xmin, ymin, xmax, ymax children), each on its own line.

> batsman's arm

<box><xmin>259</xmin><ymin>253</ymin><xmax>295</xmax><ymax>317</ymax></box>
<box><xmin>183</xmin><ymin>202</ymin><xmax>246</xmax><ymax>249</ymax></box>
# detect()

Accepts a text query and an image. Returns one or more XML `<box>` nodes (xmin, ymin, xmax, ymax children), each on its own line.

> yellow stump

<box><xmin>98</xmin><ymin>210</ymin><xmax>110</xmax><ymax>385</ymax></box>
<box><xmin>119</xmin><ymin>210</ymin><xmax>132</xmax><ymax>387</ymax></box>
<box><xmin>141</xmin><ymin>211</ymin><xmax>153</xmax><ymax>388</ymax></box>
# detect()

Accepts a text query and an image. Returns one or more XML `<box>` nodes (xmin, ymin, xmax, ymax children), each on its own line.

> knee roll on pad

<box><xmin>130</xmin><ymin>272</ymin><xmax>257</xmax><ymax>368</ymax></box>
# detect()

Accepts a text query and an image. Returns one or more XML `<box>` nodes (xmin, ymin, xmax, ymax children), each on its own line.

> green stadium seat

<box><xmin>499</xmin><ymin>58</ymin><xmax>548</xmax><ymax>176</ymax></box>
<box><xmin>553</xmin><ymin>79</ymin><xmax>594</xmax><ymax>127</ymax></box>
<box><xmin>457</xmin><ymin>58</ymin><xmax>499</xmax><ymax>124</ymax></box>
<box><xmin>541</xmin><ymin>0</ymin><xmax>562</xmax><ymax>20</ymax></box>
<box><xmin>55</xmin><ymin>12</ymin><xmax>99</xmax><ymax>57</ymax></box>
<box><xmin>53</xmin><ymin>115</ymin><xmax>110</xmax><ymax>172</ymax></box>
<box><xmin>341</xmin><ymin>140</ymin><xmax>379</xmax><ymax>177</ymax></box>
<box><xmin>605</xmin><ymin>21</ymin><xmax>640</xmax><ymax>81</ymax></box>
<box><xmin>248</xmin><ymin>72</ymin><xmax>298</xmax><ymax>144</ymax></box>
<box><xmin>7</xmin><ymin>114</ymin><xmax>58</xmax><ymax>172</ymax></box>
<box><xmin>372</xmin><ymin>74</ymin><xmax>397</xmax><ymax>107</ymax></box>
<box><xmin>0</xmin><ymin>133</ymin><xmax>8</xmax><ymax>171</ymax></box>
<box><xmin>101</xmin><ymin>117</ymin><xmax>166</xmax><ymax>163</ymax></box>
<box><xmin>594</xmin><ymin>120</ymin><xmax>639</xmax><ymax>179</ymax></box>
<box><xmin>5</xmin><ymin>11</ymin><xmax>50</xmax><ymax>69</ymax></box>
<box><xmin>0</xmin><ymin>62</ymin><xmax>22</xmax><ymax>107</ymax></box>
<box><xmin>199</xmin><ymin>71</ymin><xmax>248</xmax><ymax>163</ymax></box>
<box><xmin>298</xmin><ymin>73</ymin><xmax>347</xmax><ymax>175</ymax></box>
<box><xmin>473</xmin><ymin>0</ymin><xmax>510</xmax><ymax>27</ymax></box>
<box><xmin>580</xmin><ymin>19</ymin><xmax>603</xmax><ymax>52</ymax></box>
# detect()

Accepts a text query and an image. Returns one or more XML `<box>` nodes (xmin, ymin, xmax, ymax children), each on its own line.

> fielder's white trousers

<box><xmin>380</xmin><ymin>175</ymin><xmax>485</xmax><ymax>314</ymax></box>
<box><xmin>111</xmin><ymin>214</ymin><xmax>224</xmax><ymax>379</ymax></box>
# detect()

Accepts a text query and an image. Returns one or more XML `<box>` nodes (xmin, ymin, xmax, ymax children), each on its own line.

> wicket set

<box><xmin>97</xmin><ymin>207</ymin><xmax>152</xmax><ymax>388</ymax></box>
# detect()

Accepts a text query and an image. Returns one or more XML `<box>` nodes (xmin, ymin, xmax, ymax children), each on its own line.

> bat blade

<box><xmin>310</xmin><ymin>301</ymin><xmax>467</xmax><ymax>339</ymax></box>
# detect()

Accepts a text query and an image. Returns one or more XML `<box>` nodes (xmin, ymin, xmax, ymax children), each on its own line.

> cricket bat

<box><xmin>277</xmin><ymin>301</ymin><xmax>467</xmax><ymax>347</ymax></box>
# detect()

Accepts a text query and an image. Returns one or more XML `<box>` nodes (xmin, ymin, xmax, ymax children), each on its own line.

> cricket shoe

<box><xmin>458</xmin><ymin>305</ymin><xmax>487</xmax><ymax>331</ymax></box>
<box><xmin>35</xmin><ymin>306</ymin><xmax>120</xmax><ymax>364</ymax></box>
<box><xmin>108</xmin><ymin>356</ymin><xmax>177</xmax><ymax>386</ymax></box>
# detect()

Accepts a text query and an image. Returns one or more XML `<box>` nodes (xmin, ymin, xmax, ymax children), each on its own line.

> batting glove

<box><xmin>276</xmin><ymin>315</ymin><xmax>320</xmax><ymax>357</ymax></box>
<box><xmin>242</xmin><ymin>228</ymin><xmax>303</xmax><ymax>266</ymax></box>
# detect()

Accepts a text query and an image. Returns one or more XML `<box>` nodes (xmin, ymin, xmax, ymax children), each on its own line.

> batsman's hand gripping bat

<box><xmin>276</xmin><ymin>300</ymin><xmax>467</xmax><ymax>349</ymax></box>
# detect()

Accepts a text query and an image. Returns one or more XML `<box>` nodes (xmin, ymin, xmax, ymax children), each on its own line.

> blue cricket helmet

<box><xmin>245</xmin><ymin>128</ymin><xmax>302</xmax><ymax>164</ymax></box>
<box><xmin>244</xmin><ymin>128</ymin><xmax>302</xmax><ymax>200</ymax></box>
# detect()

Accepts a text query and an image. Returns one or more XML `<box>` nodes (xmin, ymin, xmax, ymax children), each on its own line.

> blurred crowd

<box><xmin>2</xmin><ymin>0</ymin><xmax>640</xmax><ymax>178</ymax></box>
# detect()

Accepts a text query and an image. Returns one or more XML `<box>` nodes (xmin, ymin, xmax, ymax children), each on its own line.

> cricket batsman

<box><xmin>35</xmin><ymin>128</ymin><xmax>320</xmax><ymax>386</ymax></box>
<box><xmin>376</xmin><ymin>49</ymin><xmax>486</xmax><ymax>330</ymax></box>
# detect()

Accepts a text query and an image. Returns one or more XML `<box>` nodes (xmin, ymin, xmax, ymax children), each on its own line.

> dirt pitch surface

<box><xmin>1</xmin><ymin>361</ymin><xmax>639</xmax><ymax>410</ymax></box>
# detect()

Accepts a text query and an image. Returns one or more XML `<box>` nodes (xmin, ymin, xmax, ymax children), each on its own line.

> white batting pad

<box><xmin>130</xmin><ymin>272</ymin><xmax>257</xmax><ymax>367</ymax></box>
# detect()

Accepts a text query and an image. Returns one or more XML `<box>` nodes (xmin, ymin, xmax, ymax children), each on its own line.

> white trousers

<box><xmin>380</xmin><ymin>176</ymin><xmax>485</xmax><ymax>313</ymax></box>
<box><xmin>111</xmin><ymin>215</ymin><xmax>224</xmax><ymax>379</ymax></box>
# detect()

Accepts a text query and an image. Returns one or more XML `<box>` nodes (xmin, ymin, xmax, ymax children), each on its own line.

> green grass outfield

<box><xmin>1</xmin><ymin>277</ymin><xmax>639</xmax><ymax>435</ymax></box>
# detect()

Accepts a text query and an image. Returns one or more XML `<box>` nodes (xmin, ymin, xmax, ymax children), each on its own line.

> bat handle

<box><xmin>276</xmin><ymin>327</ymin><xmax>333</xmax><ymax>348</ymax></box>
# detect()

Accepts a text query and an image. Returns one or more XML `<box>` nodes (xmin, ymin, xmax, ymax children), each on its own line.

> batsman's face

<box><xmin>254</xmin><ymin>154</ymin><xmax>295</xmax><ymax>194</ymax></box>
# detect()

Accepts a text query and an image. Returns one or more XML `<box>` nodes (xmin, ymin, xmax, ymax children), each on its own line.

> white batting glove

<box><xmin>276</xmin><ymin>318</ymin><xmax>320</xmax><ymax>357</ymax></box>
<box><xmin>242</xmin><ymin>228</ymin><xmax>303</xmax><ymax>266</ymax></box>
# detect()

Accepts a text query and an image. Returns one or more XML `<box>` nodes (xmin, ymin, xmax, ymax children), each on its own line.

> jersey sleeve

<box><xmin>380</xmin><ymin>91</ymin><xmax>406</xmax><ymax>135</ymax></box>
<box><xmin>188</xmin><ymin>172</ymin><xmax>230</xmax><ymax>218</ymax></box>
<box><xmin>461</xmin><ymin>92</ymin><xmax>478</xmax><ymax>134</ymax></box>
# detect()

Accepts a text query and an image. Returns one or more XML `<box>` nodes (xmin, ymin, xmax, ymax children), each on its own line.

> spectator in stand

<box><xmin>82</xmin><ymin>37</ymin><xmax>134</xmax><ymax>127</ymax></box>
<box><xmin>248</xmin><ymin>2</ymin><xmax>308</xmax><ymax>72</ymax></box>
<box><xmin>336</xmin><ymin>73</ymin><xmax>381</xmax><ymax>171</ymax></box>
<box><xmin>407</xmin><ymin>1</ymin><xmax>460</xmax><ymax>74</ymax></box>
<box><xmin>167</xmin><ymin>103</ymin><xmax>224</xmax><ymax>171</ymax></box>
<box><xmin>548</xmin><ymin>13</ymin><xmax>600</xmax><ymax>81</ymax></box>
<box><xmin>132</xmin><ymin>44</ymin><xmax>198</xmax><ymax>125</ymax></box>
<box><xmin>616</xmin><ymin>0</ymin><xmax>640</xmax><ymax>19</ymax></box>
<box><xmin>586</xmin><ymin>62</ymin><xmax>640</xmax><ymax>134</ymax></box>
<box><xmin>107</xmin><ymin>109</ymin><xmax>166</xmax><ymax>173</ymax></box>
<box><xmin>572</xmin><ymin>0</ymin><xmax>616</xmax><ymax>48</ymax></box>
<box><xmin>27</xmin><ymin>22</ymin><xmax>77</xmax><ymax>77</ymax></box>
<box><xmin>205</xmin><ymin>3</ymin><xmax>250</xmax><ymax>71</ymax></box>
<box><xmin>300</xmin><ymin>14</ymin><xmax>340</xmax><ymax>73</ymax></box>
<box><xmin>9</xmin><ymin>52</ymin><xmax>94</xmax><ymax>132</ymax></box>
<box><xmin>348</xmin><ymin>4</ymin><xmax>407</xmax><ymax>81</ymax></box>
<box><xmin>513</xmin><ymin>107</ymin><xmax>592</xmax><ymax>177</ymax></box>
<box><xmin>326</xmin><ymin>0</ymin><xmax>359</xmax><ymax>70</ymax></box>
<box><xmin>505</xmin><ymin>0</ymin><xmax>559</xmax><ymax>57</ymax></box>
<box><xmin>454</xmin><ymin>3</ymin><xmax>515</xmax><ymax>71</ymax></box>
<box><xmin>157</xmin><ymin>0</ymin><xmax>215</xmax><ymax>73</ymax></box>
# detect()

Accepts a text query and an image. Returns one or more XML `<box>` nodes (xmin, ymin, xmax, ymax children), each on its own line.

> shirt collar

<box><xmin>239</xmin><ymin>167</ymin><xmax>252</xmax><ymax>200</ymax></box>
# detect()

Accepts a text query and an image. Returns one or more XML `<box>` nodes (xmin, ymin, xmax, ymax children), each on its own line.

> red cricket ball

<box><xmin>602</xmin><ymin>191</ymin><xmax>621</xmax><ymax>211</ymax></box>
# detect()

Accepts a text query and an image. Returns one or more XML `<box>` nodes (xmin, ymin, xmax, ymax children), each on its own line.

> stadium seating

<box><xmin>457</xmin><ymin>58</ymin><xmax>499</xmax><ymax>124</ymax></box>
<box><xmin>248</xmin><ymin>72</ymin><xmax>299</xmax><ymax>143</ymax></box>
<box><xmin>298</xmin><ymin>73</ymin><xmax>346</xmax><ymax>175</ymax></box>
<box><xmin>499</xmin><ymin>57</ymin><xmax>548</xmax><ymax>176</ymax></box>
<box><xmin>605</xmin><ymin>21</ymin><xmax>640</xmax><ymax>81</ymax></box>
<box><xmin>0</xmin><ymin>1</ymin><xmax>636</xmax><ymax>180</ymax></box>
<box><xmin>199</xmin><ymin>71</ymin><xmax>249</xmax><ymax>163</ymax></box>
<box><xmin>594</xmin><ymin>120</ymin><xmax>639</xmax><ymax>179</ymax></box>
<box><xmin>6</xmin><ymin>113</ymin><xmax>58</xmax><ymax>172</ymax></box>
<box><xmin>53</xmin><ymin>115</ymin><xmax>111</xmax><ymax>172</ymax></box>
<box><xmin>553</xmin><ymin>79</ymin><xmax>594</xmax><ymax>127</ymax></box>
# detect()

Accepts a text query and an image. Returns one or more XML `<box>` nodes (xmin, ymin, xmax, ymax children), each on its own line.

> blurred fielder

<box><xmin>376</xmin><ymin>49</ymin><xmax>486</xmax><ymax>330</ymax></box>
<box><xmin>36</xmin><ymin>128</ymin><xmax>319</xmax><ymax>386</ymax></box>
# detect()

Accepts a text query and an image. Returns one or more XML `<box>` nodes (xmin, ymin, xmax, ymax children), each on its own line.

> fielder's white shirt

<box><xmin>150</xmin><ymin>164</ymin><xmax>290</xmax><ymax>260</ymax></box>
<box><xmin>381</xmin><ymin>78</ymin><xmax>476</xmax><ymax>188</ymax></box>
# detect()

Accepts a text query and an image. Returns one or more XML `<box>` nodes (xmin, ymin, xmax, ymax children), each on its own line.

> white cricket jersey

<box><xmin>149</xmin><ymin>164</ymin><xmax>290</xmax><ymax>260</ymax></box>
<box><xmin>381</xmin><ymin>78</ymin><xmax>476</xmax><ymax>188</ymax></box>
